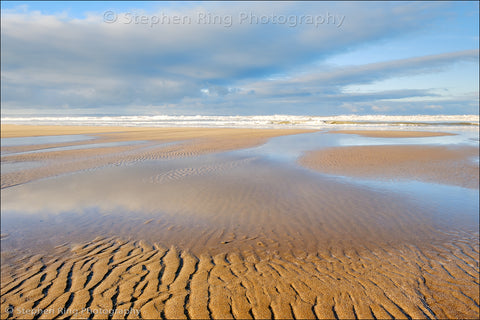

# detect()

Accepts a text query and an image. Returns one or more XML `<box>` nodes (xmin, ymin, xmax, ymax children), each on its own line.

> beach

<box><xmin>1</xmin><ymin>125</ymin><xmax>479</xmax><ymax>319</ymax></box>
<box><xmin>3</xmin><ymin>0</ymin><xmax>478</xmax><ymax>318</ymax></box>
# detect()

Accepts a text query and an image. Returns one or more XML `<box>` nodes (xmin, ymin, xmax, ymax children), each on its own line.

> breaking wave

<box><xmin>2</xmin><ymin>114</ymin><xmax>478</xmax><ymax>128</ymax></box>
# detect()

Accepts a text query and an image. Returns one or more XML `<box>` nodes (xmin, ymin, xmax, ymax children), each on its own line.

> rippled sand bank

<box><xmin>299</xmin><ymin>145</ymin><xmax>479</xmax><ymax>189</ymax></box>
<box><xmin>2</xmin><ymin>235</ymin><xmax>478</xmax><ymax>320</ymax></box>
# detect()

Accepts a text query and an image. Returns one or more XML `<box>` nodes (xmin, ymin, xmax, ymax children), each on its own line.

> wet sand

<box><xmin>1</xmin><ymin>125</ymin><xmax>315</xmax><ymax>189</ymax></box>
<box><xmin>299</xmin><ymin>145</ymin><xmax>479</xmax><ymax>189</ymax></box>
<box><xmin>2</xmin><ymin>236</ymin><xmax>478</xmax><ymax>320</ymax></box>
<box><xmin>1</xmin><ymin>126</ymin><xmax>479</xmax><ymax>319</ymax></box>
<box><xmin>330</xmin><ymin>130</ymin><xmax>456</xmax><ymax>138</ymax></box>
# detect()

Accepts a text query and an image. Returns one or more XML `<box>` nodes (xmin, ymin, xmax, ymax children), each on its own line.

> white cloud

<box><xmin>424</xmin><ymin>104</ymin><xmax>443</xmax><ymax>110</ymax></box>
<box><xmin>1</xmin><ymin>2</ymin><xmax>478</xmax><ymax>115</ymax></box>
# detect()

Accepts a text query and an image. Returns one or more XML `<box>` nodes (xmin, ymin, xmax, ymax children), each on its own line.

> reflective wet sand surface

<box><xmin>1</xmin><ymin>126</ymin><xmax>479</xmax><ymax>319</ymax></box>
<box><xmin>299</xmin><ymin>145</ymin><xmax>479</xmax><ymax>189</ymax></box>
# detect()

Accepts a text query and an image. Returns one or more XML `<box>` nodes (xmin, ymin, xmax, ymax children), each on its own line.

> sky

<box><xmin>1</xmin><ymin>1</ymin><xmax>478</xmax><ymax>116</ymax></box>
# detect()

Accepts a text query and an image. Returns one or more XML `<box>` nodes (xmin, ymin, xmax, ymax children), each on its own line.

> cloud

<box><xmin>424</xmin><ymin>104</ymin><xmax>443</xmax><ymax>110</ymax></box>
<box><xmin>371</xmin><ymin>105</ymin><xmax>394</xmax><ymax>112</ymax></box>
<box><xmin>1</xmin><ymin>2</ymin><xmax>478</xmax><ymax>115</ymax></box>
<box><xmin>242</xmin><ymin>50</ymin><xmax>478</xmax><ymax>96</ymax></box>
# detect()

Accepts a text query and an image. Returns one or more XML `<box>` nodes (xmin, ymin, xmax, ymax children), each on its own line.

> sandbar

<box><xmin>299</xmin><ymin>144</ymin><xmax>479</xmax><ymax>189</ymax></box>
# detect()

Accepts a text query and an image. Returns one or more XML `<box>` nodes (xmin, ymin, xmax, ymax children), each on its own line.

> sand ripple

<box><xmin>299</xmin><ymin>145</ymin><xmax>479</xmax><ymax>189</ymax></box>
<box><xmin>1</xmin><ymin>237</ymin><xmax>478</xmax><ymax>320</ymax></box>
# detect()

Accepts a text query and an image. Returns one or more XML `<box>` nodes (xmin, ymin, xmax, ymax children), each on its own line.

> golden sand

<box><xmin>2</xmin><ymin>236</ymin><xmax>478</xmax><ymax>319</ymax></box>
<box><xmin>299</xmin><ymin>145</ymin><xmax>479</xmax><ymax>189</ymax></box>
<box><xmin>1</xmin><ymin>124</ymin><xmax>315</xmax><ymax>140</ymax></box>
<box><xmin>1</xmin><ymin>126</ymin><xmax>479</xmax><ymax>319</ymax></box>
<box><xmin>1</xmin><ymin>125</ymin><xmax>315</xmax><ymax>189</ymax></box>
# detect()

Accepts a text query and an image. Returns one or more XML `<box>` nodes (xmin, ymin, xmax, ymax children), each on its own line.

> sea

<box><xmin>2</xmin><ymin>114</ymin><xmax>478</xmax><ymax>129</ymax></box>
